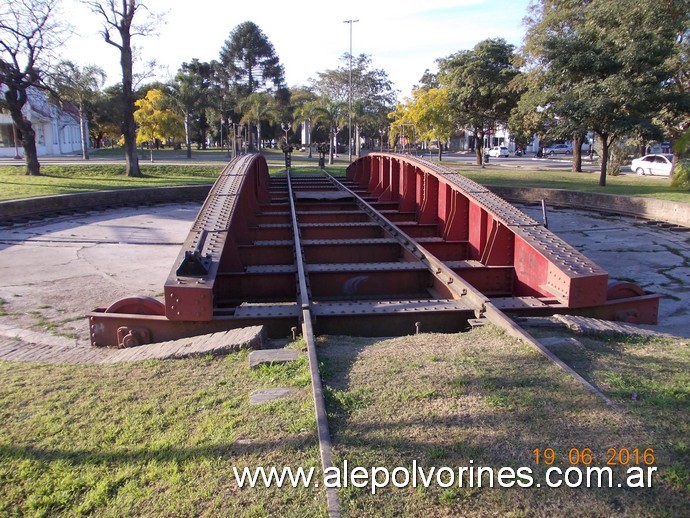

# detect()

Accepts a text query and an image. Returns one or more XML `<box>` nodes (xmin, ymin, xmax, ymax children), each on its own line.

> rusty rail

<box><xmin>287</xmin><ymin>169</ymin><xmax>340</xmax><ymax>516</ymax></box>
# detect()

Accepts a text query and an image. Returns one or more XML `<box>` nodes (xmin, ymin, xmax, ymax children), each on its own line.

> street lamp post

<box><xmin>343</xmin><ymin>19</ymin><xmax>359</xmax><ymax>163</ymax></box>
<box><xmin>226</xmin><ymin>117</ymin><xmax>231</xmax><ymax>158</ymax></box>
<box><xmin>281</xmin><ymin>122</ymin><xmax>291</xmax><ymax>144</ymax></box>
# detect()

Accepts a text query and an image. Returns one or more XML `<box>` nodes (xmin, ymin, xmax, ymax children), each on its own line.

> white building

<box><xmin>0</xmin><ymin>88</ymin><xmax>84</xmax><ymax>158</ymax></box>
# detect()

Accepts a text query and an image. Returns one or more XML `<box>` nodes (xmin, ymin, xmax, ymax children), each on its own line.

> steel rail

<box><xmin>325</xmin><ymin>172</ymin><xmax>616</xmax><ymax>407</ymax></box>
<box><xmin>287</xmin><ymin>169</ymin><xmax>340</xmax><ymax>517</ymax></box>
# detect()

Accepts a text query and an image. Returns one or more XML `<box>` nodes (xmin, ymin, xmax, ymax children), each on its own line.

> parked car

<box><xmin>487</xmin><ymin>146</ymin><xmax>510</xmax><ymax>158</ymax></box>
<box><xmin>630</xmin><ymin>154</ymin><xmax>674</xmax><ymax>176</ymax></box>
<box><xmin>544</xmin><ymin>144</ymin><xmax>572</xmax><ymax>155</ymax></box>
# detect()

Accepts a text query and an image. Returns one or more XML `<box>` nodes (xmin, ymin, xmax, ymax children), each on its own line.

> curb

<box><xmin>489</xmin><ymin>186</ymin><xmax>690</xmax><ymax>228</ymax></box>
<box><xmin>0</xmin><ymin>185</ymin><xmax>212</xmax><ymax>219</ymax></box>
<box><xmin>1</xmin><ymin>183</ymin><xmax>688</xmax><ymax>229</ymax></box>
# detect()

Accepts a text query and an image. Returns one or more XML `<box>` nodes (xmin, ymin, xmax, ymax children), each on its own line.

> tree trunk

<box><xmin>7</xmin><ymin>92</ymin><xmax>40</xmax><ymax>175</ymax></box>
<box><xmin>355</xmin><ymin>123</ymin><xmax>361</xmax><ymax>157</ymax></box>
<box><xmin>572</xmin><ymin>134</ymin><xmax>584</xmax><ymax>173</ymax></box>
<box><xmin>328</xmin><ymin>129</ymin><xmax>334</xmax><ymax>165</ymax></box>
<box><xmin>21</xmin><ymin>125</ymin><xmax>41</xmax><ymax>176</ymax></box>
<box><xmin>599</xmin><ymin>132</ymin><xmax>610</xmax><ymax>187</ymax></box>
<box><xmin>476</xmin><ymin>130</ymin><xmax>486</xmax><ymax>167</ymax></box>
<box><xmin>438</xmin><ymin>145</ymin><xmax>443</xmax><ymax>161</ymax></box>
<box><xmin>79</xmin><ymin>104</ymin><xmax>90</xmax><ymax>160</ymax></box>
<box><xmin>184</xmin><ymin>113</ymin><xmax>192</xmax><ymax>159</ymax></box>
<box><xmin>120</xmin><ymin>33</ymin><xmax>141</xmax><ymax>177</ymax></box>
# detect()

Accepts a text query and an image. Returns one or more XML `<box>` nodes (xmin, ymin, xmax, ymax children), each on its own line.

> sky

<box><xmin>59</xmin><ymin>0</ymin><xmax>531</xmax><ymax>99</ymax></box>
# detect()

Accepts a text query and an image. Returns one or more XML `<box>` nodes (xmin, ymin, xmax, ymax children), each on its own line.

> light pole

<box><xmin>281</xmin><ymin>122</ymin><xmax>291</xmax><ymax>144</ymax></box>
<box><xmin>226</xmin><ymin>117</ymin><xmax>231</xmax><ymax>158</ymax></box>
<box><xmin>343</xmin><ymin>19</ymin><xmax>359</xmax><ymax>163</ymax></box>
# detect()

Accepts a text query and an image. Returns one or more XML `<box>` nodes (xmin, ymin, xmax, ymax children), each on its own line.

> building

<box><xmin>0</xmin><ymin>88</ymin><xmax>84</xmax><ymax>158</ymax></box>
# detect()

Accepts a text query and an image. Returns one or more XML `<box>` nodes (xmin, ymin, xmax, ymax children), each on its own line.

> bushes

<box><xmin>671</xmin><ymin>160</ymin><xmax>690</xmax><ymax>190</ymax></box>
<box><xmin>607</xmin><ymin>141</ymin><xmax>638</xmax><ymax>176</ymax></box>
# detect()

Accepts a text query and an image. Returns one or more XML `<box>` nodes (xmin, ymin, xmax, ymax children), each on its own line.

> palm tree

<box><xmin>293</xmin><ymin>99</ymin><xmax>320</xmax><ymax>158</ymax></box>
<box><xmin>239</xmin><ymin>92</ymin><xmax>279</xmax><ymax>150</ymax></box>
<box><xmin>52</xmin><ymin>61</ymin><xmax>107</xmax><ymax>160</ymax></box>
<box><xmin>313</xmin><ymin>97</ymin><xmax>347</xmax><ymax>165</ymax></box>
<box><xmin>169</xmin><ymin>73</ymin><xmax>199</xmax><ymax>159</ymax></box>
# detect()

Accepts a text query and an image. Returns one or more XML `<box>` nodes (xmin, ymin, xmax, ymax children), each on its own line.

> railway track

<box><xmin>86</xmin><ymin>153</ymin><xmax>660</xmax><ymax>515</ymax></box>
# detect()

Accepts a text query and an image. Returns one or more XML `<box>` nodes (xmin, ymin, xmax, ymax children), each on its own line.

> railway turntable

<box><xmin>88</xmin><ymin>153</ymin><xmax>659</xmax><ymax>348</ymax></box>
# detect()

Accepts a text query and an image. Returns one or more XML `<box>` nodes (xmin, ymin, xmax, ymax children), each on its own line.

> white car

<box><xmin>487</xmin><ymin>146</ymin><xmax>509</xmax><ymax>158</ymax></box>
<box><xmin>544</xmin><ymin>144</ymin><xmax>572</xmax><ymax>155</ymax></box>
<box><xmin>630</xmin><ymin>154</ymin><xmax>674</xmax><ymax>176</ymax></box>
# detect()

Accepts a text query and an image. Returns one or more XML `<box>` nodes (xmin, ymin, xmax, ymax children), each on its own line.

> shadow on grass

<box><xmin>0</xmin><ymin>434</ymin><xmax>316</xmax><ymax>466</ymax></box>
<box><xmin>317</xmin><ymin>331</ymin><xmax>690</xmax><ymax>515</ymax></box>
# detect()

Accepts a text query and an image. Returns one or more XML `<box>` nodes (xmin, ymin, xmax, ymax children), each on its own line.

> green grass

<box><xmin>319</xmin><ymin>327</ymin><xmax>690</xmax><ymax>516</ymax></box>
<box><xmin>0</xmin><ymin>164</ymin><xmax>220</xmax><ymax>201</ymax></box>
<box><xmin>454</xmin><ymin>165</ymin><xmax>690</xmax><ymax>203</ymax></box>
<box><xmin>0</xmin><ymin>346</ymin><xmax>325</xmax><ymax>517</ymax></box>
<box><xmin>4</xmin><ymin>156</ymin><xmax>689</xmax><ymax>205</ymax></box>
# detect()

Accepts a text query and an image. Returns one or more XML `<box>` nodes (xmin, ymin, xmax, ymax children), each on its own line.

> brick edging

<box><xmin>1</xmin><ymin>184</ymin><xmax>688</xmax><ymax>228</ymax></box>
<box><xmin>489</xmin><ymin>186</ymin><xmax>690</xmax><ymax>228</ymax></box>
<box><xmin>0</xmin><ymin>185</ymin><xmax>213</xmax><ymax>219</ymax></box>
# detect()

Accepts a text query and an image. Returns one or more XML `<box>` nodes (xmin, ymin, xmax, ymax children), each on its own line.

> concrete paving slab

<box><xmin>0</xmin><ymin>203</ymin><xmax>199</xmax><ymax>347</ymax></box>
<box><xmin>249</xmin><ymin>387</ymin><xmax>300</xmax><ymax>405</ymax></box>
<box><xmin>249</xmin><ymin>349</ymin><xmax>300</xmax><ymax>369</ymax></box>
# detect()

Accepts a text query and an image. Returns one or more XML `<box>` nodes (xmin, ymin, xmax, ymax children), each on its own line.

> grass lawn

<box><xmin>320</xmin><ymin>326</ymin><xmax>690</xmax><ymax>516</ymax></box>
<box><xmin>454</xmin><ymin>164</ymin><xmax>690</xmax><ymax>204</ymax></box>
<box><xmin>0</xmin><ymin>164</ymin><xmax>220</xmax><ymax>202</ymax></box>
<box><xmin>0</xmin><ymin>345</ymin><xmax>326</xmax><ymax>517</ymax></box>
<box><xmin>3</xmin><ymin>152</ymin><xmax>689</xmax><ymax>204</ymax></box>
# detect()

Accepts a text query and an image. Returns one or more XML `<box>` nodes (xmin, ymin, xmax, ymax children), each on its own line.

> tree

<box><xmin>406</xmin><ymin>88</ymin><xmax>456</xmax><ymax>161</ymax></box>
<box><xmin>522</xmin><ymin>0</ymin><xmax>690</xmax><ymax>185</ymax></box>
<box><xmin>83</xmin><ymin>0</ymin><xmax>162</xmax><ymax>177</ymax></box>
<box><xmin>134</xmin><ymin>88</ymin><xmax>183</xmax><ymax>161</ymax></box>
<box><xmin>654</xmin><ymin>17</ymin><xmax>690</xmax><ymax>166</ymax></box>
<box><xmin>238</xmin><ymin>92</ymin><xmax>279</xmax><ymax>151</ymax></box>
<box><xmin>291</xmin><ymin>87</ymin><xmax>319</xmax><ymax>158</ymax></box>
<box><xmin>219</xmin><ymin>21</ymin><xmax>285</xmax><ymax>97</ymax></box>
<box><xmin>169</xmin><ymin>60</ymin><xmax>213</xmax><ymax>159</ymax></box>
<box><xmin>438</xmin><ymin>39</ymin><xmax>522</xmax><ymax>166</ymax></box>
<box><xmin>89</xmin><ymin>84</ymin><xmax>123</xmax><ymax>148</ymax></box>
<box><xmin>313</xmin><ymin>97</ymin><xmax>347</xmax><ymax>165</ymax></box>
<box><xmin>51</xmin><ymin>61</ymin><xmax>106</xmax><ymax>160</ymax></box>
<box><xmin>310</xmin><ymin>54</ymin><xmax>397</xmax><ymax>156</ymax></box>
<box><xmin>0</xmin><ymin>0</ymin><xmax>64</xmax><ymax>175</ymax></box>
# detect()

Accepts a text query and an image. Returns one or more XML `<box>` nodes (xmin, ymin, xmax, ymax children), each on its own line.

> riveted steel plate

<box><xmin>312</xmin><ymin>299</ymin><xmax>474</xmax><ymax>316</ymax></box>
<box><xmin>302</xmin><ymin>238</ymin><xmax>399</xmax><ymax>246</ymax></box>
<box><xmin>243</xmin><ymin>265</ymin><xmax>297</xmax><ymax>274</ymax></box>
<box><xmin>248</xmin><ymin>240</ymin><xmax>294</xmax><ymax>246</ymax></box>
<box><xmin>307</xmin><ymin>262</ymin><xmax>427</xmax><ymax>273</ymax></box>
<box><xmin>234</xmin><ymin>302</ymin><xmax>300</xmax><ymax>318</ymax></box>
<box><xmin>295</xmin><ymin>191</ymin><xmax>353</xmax><ymax>201</ymax></box>
<box><xmin>518</xmin><ymin>225</ymin><xmax>607</xmax><ymax>278</ymax></box>
<box><xmin>467</xmin><ymin>191</ymin><xmax>542</xmax><ymax>228</ymax></box>
<box><xmin>491</xmin><ymin>297</ymin><xmax>561</xmax><ymax>310</ymax></box>
<box><xmin>405</xmin><ymin>155</ymin><xmax>491</xmax><ymax>194</ymax></box>
<box><xmin>299</xmin><ymin>222</ymin><xmax>381</xmax><ymax>230</ymax></box>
